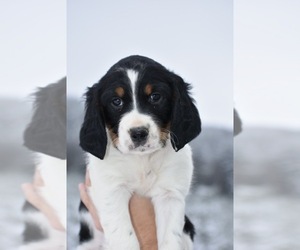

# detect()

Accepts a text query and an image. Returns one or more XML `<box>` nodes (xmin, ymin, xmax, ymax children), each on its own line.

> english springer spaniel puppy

<box><xmin>79</xmin><ymin>56</ymin><xmax>201</xmax><ymax>250</ymax></box>
<box><xmin>21</xmin><ymin>78</ymin><xmax>66</xmax><ymax>250</ymax></box>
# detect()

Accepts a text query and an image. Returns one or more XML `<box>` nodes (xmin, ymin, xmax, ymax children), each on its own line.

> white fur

<box><xmin>36</xmin><ymin>154</ymin><xmax>67</xmax><ymax>229</ymax></box>
<box><xmin>80</xmin><ymin>65</ymin><xmax>195</xmax><ymax>249</ymax></box>
<box><xmin>87</xmin><ymin>138</ymin><xmax>193</xmax><ymax>250</ymax></box>
<box><xmin>126</xmin><ymin>69</ymin><xmax>139</xmax><ymax>109</ymax></box>
<box><xmin>20</xmin><ymin>154</ymin><xmax>66</xmax><ymax>249</ymax></box>
<box><xmin>78</xmin><ymin>211</ymin><xmax>106</xmax><ymax>250</ymax></box>
<box><xmin>117</xmin><ymin>110</ymin><xmax>162</xmax><ymax>154</ymax></box>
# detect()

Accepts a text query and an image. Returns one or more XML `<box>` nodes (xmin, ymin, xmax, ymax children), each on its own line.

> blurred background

<box><xmin>0</xmin><ymin>0</ymin><xmax>233</xmax><ymax>248</ymax></box>
<box><xmin>10</xmin><ymin>1</ymin><xmax>300</xmax><ymax>250</ymax></box>
<box><xmin>67</xmin><ymin>1</ymin><xmax>233</xmax><ymax>250</ymax></box>
<box><xmin>234</xmin><ymin>1</ymin><xmax>300</xmax><ymax>249</ymax></box>
<box><xmin>0</xmin><ymin>1</ymin><xmax>65</xmax><ymax>249</ymax></box>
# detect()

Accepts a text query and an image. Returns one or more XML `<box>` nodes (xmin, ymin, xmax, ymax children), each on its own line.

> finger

<box><xmin>79</xmin><ymin>183</ymin><xmax>90</xmax><ymax>205</ymax></box>
<box><xmin>78</xmin><ymin>183</ymin><xmax>102</xmax><ymax>231</ymax></box>
<box><xmin>21</xmin><ymin>183</ymin><xmax>39</xmax><ymax>205</ymax></box>
<box><xmin>129</xmin><ymin>194</ymin><xmax>157</xmax><ymax>249</ymax></box>
<box><xmin>85</xmin><ymin>170</ymin><xmax>91</xmax><ymax>186</ymax></box>
<box><xmin>48</xmin><ymin>216</ymin><xmax>65</xmax><ymax>231</ymax></box>
<box><xmin>33</xmin><ymin>169</ymin><xmax>45</xmax><ymax>186</ymax></box>
<box><xmin>21</xmin><ymin>183</ymin><xmax>65</xmax><ymax>232</ymax></box>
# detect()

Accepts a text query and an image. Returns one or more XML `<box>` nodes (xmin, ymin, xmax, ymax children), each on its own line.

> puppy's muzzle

<box><xmin>129</xmin><ymin>126</ymin><xmax>149</xmax><ymax>147</ymax></box>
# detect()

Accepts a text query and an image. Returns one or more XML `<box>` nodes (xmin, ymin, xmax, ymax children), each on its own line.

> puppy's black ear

<box><xmin>170</xmin><ymin>74</ymin><xmax>201</xmax><ymax>151</ymax></box>
<box><xmin>23</xmin><ymin>79</ymin><xmax>66</xmax><ymax>159</ymax></box>
<box><xmin>79</xmin><ymin>85</ymin><xmax>107</xmax><ymax>159</ymax></box>
<box><xmin>234</xmin><ymin>108</ymin><xmax>242</xmax><ymax>136</ymax></box>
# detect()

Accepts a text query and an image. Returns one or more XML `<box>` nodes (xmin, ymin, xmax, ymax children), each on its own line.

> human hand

<box><xmin>129</xmin><ymin>194</ymin><xmax>158</xmax><ymax>250</ymax></box>
<box><xmin>78</xmin><ymin>169</ymin><xmax>102</xmax><ymax>231</ymax></box>
<box><xmin>21</xmin><ymin>169</ymin><xmax>65</xmax><ymax>231</ymax></box>
<box><xmin>79</xmin><ymin>170</ymin><xmax>158</xmax><ymax>250</ymax></box>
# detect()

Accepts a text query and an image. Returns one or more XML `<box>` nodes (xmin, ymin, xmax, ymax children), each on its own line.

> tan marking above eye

<box><xmin>115</xmin><ymin>87</ymin><xmax>125</xmax><ymax>97</ymax></box>
<box><xmin>144</xmin><ymin>84</ymin><xmax>152</xmax><ymax>95</ymax></box>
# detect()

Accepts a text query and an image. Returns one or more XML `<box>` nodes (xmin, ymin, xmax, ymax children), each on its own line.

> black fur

<box><xmin>23</xmin><ymin>222</ymin><xmax>47</xmax><ymax>243</ymax></box>
<box><xmin>23</xmin><ymin>77</ymin><xmax>66</xmax><ymax>159</ymax></box>
<box><xmin>22</xmin><ymin>201</ymin><xmax>46</xmax><ymax>242</ymax></box>
<box><xmin>183</xmin><ymin>215</ymin><xmax>196</xmax><ymax>241</ymax></box>
<box><xmin>79</xmin><ymin>55</ymin><xmax>201</xmax><ymax>158</ymax></box>
<box><xmin>234</xmin><ymin>108</ymin><xmax>242</xmax><ymax>136</ymax></box>
<box><xmin>169</xmin><ymin>73</ymin><xmax>201</xmax><ymax>151</ymax></box>
<box><xmin>22</xmin><ymin>78</ymin><xmax>66</xmax><ymax>245</ymax></box>
<box><xmin>79</xmin><ymin>84</ymin><xmax>107</xmax><ymax>159</ymax></box>
<box><xmin>79</xmin><ymin>55</ymin><xmax>200</xmax><ymax>245</ymax></box>
<box><xmin>78</xmin><ymin>201</ymin><xmax>93</xmax><ymax>242</ymax></box>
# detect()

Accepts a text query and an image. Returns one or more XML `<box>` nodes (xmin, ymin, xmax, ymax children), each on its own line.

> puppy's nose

<box><xmin>130</xmin><ymin>127</ymin><xmax>149</xmax><ymax>146</ymax></box>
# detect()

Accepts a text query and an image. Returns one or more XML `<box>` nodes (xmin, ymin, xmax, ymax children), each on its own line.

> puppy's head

<box><xmin>80</xmin><ymin>56</ymin><xmax>201</xmax><ymax>159</ymax></box>
<box><xmin>24</xmin><ymin>78</ymin><xmax>66</xmax><ymax>159</ymax></box>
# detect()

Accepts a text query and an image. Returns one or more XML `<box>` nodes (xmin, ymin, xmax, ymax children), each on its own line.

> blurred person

<box><xmin>21</xmin><ymin>78</ymin><xmax>66</xmax><ymax>249</ymax></box>
<box><xmin>20</xmin><ymin>77</ymin><xmax>160</xmax><ymax>250</ymax></box>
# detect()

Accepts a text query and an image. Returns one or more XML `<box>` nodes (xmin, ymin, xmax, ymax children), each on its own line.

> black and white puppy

<box><xmin>79</xmin><ymin>56</ymin><xmax>201</xmax><ymax>250</ymax></box>
<box><xmin>21</xmin><ymin>78</ymin><xmax>66</xmax><ymax>250</ymax></box>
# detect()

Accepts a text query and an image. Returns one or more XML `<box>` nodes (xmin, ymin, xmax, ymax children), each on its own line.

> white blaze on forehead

<box><xmin>115</xmin><ymin>69</ymin><xmax>163</xmax><ymax>154</ymax></box>
<box><xmin>126</xmin><ymin>69</ymin><xmax>139</xmax><ymax>109</ymax></box>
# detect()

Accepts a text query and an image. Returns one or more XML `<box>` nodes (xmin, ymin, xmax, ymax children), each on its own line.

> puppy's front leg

<box><xmin>97</xmin><ymin>188</ymin><xmax>139</xmax><ymax>250</ymax></box>
<box><xmin>152</xmin><ymin>194</ymin><xmax>185</xmax><ymax>250</ymax></box>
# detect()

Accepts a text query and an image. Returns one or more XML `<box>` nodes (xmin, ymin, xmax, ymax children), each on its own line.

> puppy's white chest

<box><xmin>89</xmin><ymin>154</ymin><xmax>159</xmax><ymax>195</ymax></box>
<box><xmin>35</xmin><ymin>154</ymin><xmax>67</xmax><ymax>228</ymax></box>
<box><xmin>89</xmin><ymin>143</ymin><xmax>193</xmax><ymax>199</ymax></box>
<box><xmin>133</xmin><ymin>164</ymin><xmax>158</xmax><ymax>195</ymax></box>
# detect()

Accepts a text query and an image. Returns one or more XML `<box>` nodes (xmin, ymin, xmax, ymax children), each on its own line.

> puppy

<box><xmin>79</xmin><ymin>56</ymin><xmax>201</xmax><ymax>250</ymax></box>
<box><xmin>21</xmin><ymin>78</ymin><xmax>66</xmax><ymax>250</ymax></box>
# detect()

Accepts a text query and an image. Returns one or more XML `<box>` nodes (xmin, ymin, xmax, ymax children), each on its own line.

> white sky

<box><xmin>0</xmin><ymin>1</ymin><xmax>66</xmax><ymax>98</ymax></box>
<box><xmin>67</xmin><ymin>0</ymin><xmax>233</xmax><ymax>128</ymax></box>
<box><xmin>234</xmin><ymin>0</ymin><xmax>300</xmax><ymax>129</ymax></box>
<box><xmin>1</xmin><ymin>1</ymin><xmax>299</xmax><ymax>129</ymax></box>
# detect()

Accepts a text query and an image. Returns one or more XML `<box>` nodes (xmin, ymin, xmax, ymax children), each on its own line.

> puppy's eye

<box><xmin>111</xmin><ymin>97</ymin><xmax>123</xmax><ymax>107</ymax></box>
<box><xmin>149</xmin><ymin>93</ymin><xmax>161</xmax><ymax>104</ymax></box>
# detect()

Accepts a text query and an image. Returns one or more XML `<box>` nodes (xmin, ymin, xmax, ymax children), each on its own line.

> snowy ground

<box><xmin>66</xmin><ymin>98</ymin><xmax>233</xmax><ymax>250</ymax></box>
<box><xmin>235</xmin><ymin>185</ymin><xmax>300</xmax><ymax>250</ymax></box>
<box><xmin>0</xmin><ymin>98</ymin><xmax>233</xmax><ymax>250</ymax></box>
<box><xmin>0</xmin><ymin>98</ymin><xmax>232</xmax><ymax>249</ymax></box>
<box><xmin>67</xmin><ymin>173</ymin><xmax>233</xmax><ymax>250</ymax></box>
<box><xmin>2</xmin><ymin>98</ymin><xmax>299</xmax><ymax>250</ymax></box>
<box><xmin>234</xmin><ymin>128</ymin><xmax>300</xmax><ymax>250</ymax></box>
